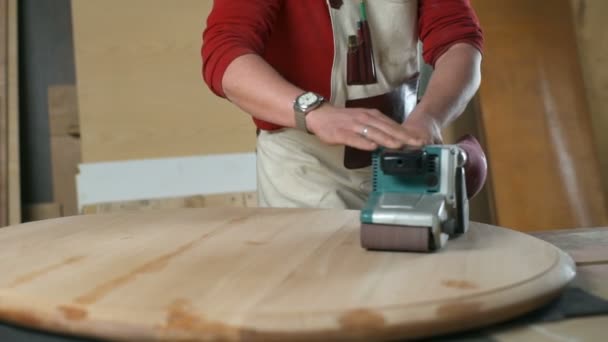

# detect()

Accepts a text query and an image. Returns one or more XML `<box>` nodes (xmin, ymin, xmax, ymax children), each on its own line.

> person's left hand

<box><xmin>401</xmin><ymin>111</ymin><xmax>444</xmax><ymax>146</ymax></box>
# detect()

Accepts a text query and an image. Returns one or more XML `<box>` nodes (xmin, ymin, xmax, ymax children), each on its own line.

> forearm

<box><xmin>222</xmin><ymin>54</ymin><xmax>304</xmax><ymax>128</ymax></box>
<box><xmin>412</xmin><ymin>43</ymin><xmax>482</xmax><ymax>127</ymax></box>
<box><xmin>221</xmin><ymin>53</ymin><xmax>423</xmax><ymax>150</ymax></box>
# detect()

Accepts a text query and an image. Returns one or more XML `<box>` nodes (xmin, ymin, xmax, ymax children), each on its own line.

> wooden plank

<box><xmin>70</xmin><ymin>1</ymin><xmax>256</xmax><ymax>163</ymax></box>
<box><xmin>0</xmin><ymin>209</ymin><xmax>574</xmax><ymax>341</ymax></box>
<box><xmin>243</xmin><ymin>192</ymin><xmax>258</xmax><ymax>208</ymax></box>
<box><xmin>532</xmin><ymin>227</ymin><xmax>608</xmax><ymax>265</ymax></box>
<box><xmin>493</xmin><ymin>316</ymin><xmax>608</xmax><ymax>342</ymax></box>
<box><xmin>471</xmin><ymin>0</ymin><xmax>608</xmax><ymax>231</ymax></box>
<box><xmin>0</xmin><ymin>0</ymin><xmax>7</xmax><ymax>227</ymax></box>
<box><xmin>48</xmin><ymin>85</ymin><xmax>81</xmax><ymax>217</ymax></box>
<box><xmin>81</xmin><ymin>192</ymin><xmax>257</xmax><ymax>214</ymax></box>
<box><xmin>48</xmin><ymin>85</ymin><xmax>79</xmax><ymax>137</ymax></box>
<box><xmin>532</xmin><ymin>227</ymin><xmax>608</xmax><ymax>295</ymax></box>
<box><xmin>6</xmin><ymin>0</ymin><xmax>18</xmax><ymax>225</ymax></box>
<box><xmin>569</xmin><ymin>0</ymin><xmax>608</xmax><ymax>215</ymax></box>
<box><xmin>480</xmin><ymin>226</ymin><xmax>608</xmax><ymax>342</ymax></box>
<box><xmin>23</xmin><ymin>202</ymin><xmax>62</xmax><ymax>222</ymax></box>
<box><xmin>572</xmin><ymin>264</ymin><xmax>608</xmax><ymax>298</ymax></box>
<box><xmin>49</xmin><ymin>137</ymin><xmax>80</xmax><ymax>217</ymax></box>
<box><xmin>81</xmin><ymin>195</ymin><xmax>205</xmax><ymax>214</ymax></box>
<box><xmin>490</xmin><ymin>264</ymin><xmax>608</xmax><ymax>341</ymax></box>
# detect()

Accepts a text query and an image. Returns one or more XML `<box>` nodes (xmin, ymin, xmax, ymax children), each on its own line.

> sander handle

<box><xmin>456</xmin><ymin>134</ymin><xmax>488</xmax><ymax>199</ymax></box>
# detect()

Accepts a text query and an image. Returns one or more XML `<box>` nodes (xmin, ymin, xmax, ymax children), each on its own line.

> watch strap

<box><xmin>295</xmin><ymin>110</ymin><xmax>310</xmax><ymax>133</ymax></box>
<box><xmin>293</xmin><ymin>92</ymin><xmax>324</xmax><ymax>134</ymax></box>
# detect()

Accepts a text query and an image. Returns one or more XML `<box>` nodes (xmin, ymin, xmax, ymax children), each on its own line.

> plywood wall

<box><xmin>441</xmin><ymin>100</ymin><xmax>494</xmax><ymax>225</ymax></box>
<box><xmin>0</xmin><ymin>0</ymin><xmax>20</xmax><ymax>226</ymax></box>
<box><xmin>446</xmin><ymin>0</ymin><xmax>608</xmax><ymax>228</ymax></box>
<box><xmin>48</xmin><ymin>85</ymin><xmax>81</xmax><ymax>216</ymax></box>
<box><xmin>70</xmin><ymin>1</ymin><xmax>607</xmax><ymax>228</ymax></box>
<box><xmin>71</xmin><ymin>0</ymin><xmax>256</xmax><ymax>163</ymax></box>
<box><xmin>0</xmin><ymin>0</ymin><xmax>8</xmax><ymax>226</ymax></box>
<box><xmin>6</xmin><ymin>0</ymin><xmax>18</xmax><ymax>225</ymax></box>
<box><xmin>570</xmin><ymin>0</ymin><xmax>608</xmax><ymax>212</ymax></box>
<box><xmin>470</xmin><ymin>0</ymin><xmax>607</xmax><ymax>231</ymax></box>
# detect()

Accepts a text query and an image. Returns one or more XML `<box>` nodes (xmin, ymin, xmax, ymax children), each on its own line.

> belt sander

<box><xmin>360</xmin><ymin>134</ymin><xmax>487</xmax><ymax>252</ymax></box>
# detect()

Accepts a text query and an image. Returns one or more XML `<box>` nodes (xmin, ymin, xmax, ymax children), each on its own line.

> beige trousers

<box><xmin>256</xmin><ymin>128</ymin><xmax>372</xmax><ymax>209</ymax></box>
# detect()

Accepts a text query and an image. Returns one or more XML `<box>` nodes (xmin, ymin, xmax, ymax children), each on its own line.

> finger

<box><xmin>354</xmin><ymin>124</ymin><xmax>403</xmax><ymax>149</ymax></box>
<box><xmin>351</xmin><ymin>109</ymin><xmax>424</xmax><ymax>146</ymax></box>
<box><xmin>402</xmin><ymin>126</ymin><xmax>429</xmax><ymax>145</ymax></box>
<box><xmin>366</xmin><ymin>118</ymin><xmax>424</xmax><ymax>146</ymax></box>
<box><xmin>343</xmin><ymin>131</ymin><xmax>378</xmax><ymax>151</ymax></box>
<box><xmin>403</xmin><ymin>125</ymin><xmax>441</xmax><ymax>145</ymax></box>
<box><xmin>365</xmin><ymin>109</ymin><xmax>403</xmax><ymax>126</ymax></box>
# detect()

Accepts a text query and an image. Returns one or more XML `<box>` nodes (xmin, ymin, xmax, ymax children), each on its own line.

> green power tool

<box><xmin>360</xmin><ymin>142</ymin><xmax>470</xmax><ymax>252</ymax></box>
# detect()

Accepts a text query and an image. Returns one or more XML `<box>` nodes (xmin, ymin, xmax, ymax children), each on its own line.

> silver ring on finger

<box><xmin>361</xmin><ymin>126</ymin><xmax>369</xmax><ymax>138</ymax></box>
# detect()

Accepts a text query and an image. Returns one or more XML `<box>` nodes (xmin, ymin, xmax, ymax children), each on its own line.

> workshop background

<box><xmin>1</xmin><ymin>0</ymin><xmax>607</xmax><ymax>232</ymax></box>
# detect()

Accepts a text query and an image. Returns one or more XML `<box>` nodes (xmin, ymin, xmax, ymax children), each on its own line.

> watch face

<box><xmin>298</xmin><ymin>92</ymin><xmax>319</xmax><ymax>108</ymax></box>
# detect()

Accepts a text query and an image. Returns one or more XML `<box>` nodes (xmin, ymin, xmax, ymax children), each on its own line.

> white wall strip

<box><xmin>76</xmin><ymin>153</ymin><xmax>257</xmax><ymax>210</ymax></box>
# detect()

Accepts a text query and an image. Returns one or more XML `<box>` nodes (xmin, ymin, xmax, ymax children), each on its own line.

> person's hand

<box><xmin>305</xmin><ymin>104</ymin><xmax>425</xmax><ymax>151</ymax></box>
<box><xmin>402</xmin><ymin>111</ymin><xmax>444</xmax><ymax>145</ymax></box>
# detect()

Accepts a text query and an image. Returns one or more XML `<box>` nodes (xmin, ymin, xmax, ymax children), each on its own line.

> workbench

<box><xmin>0</xmin><ymin>217</ymin><xmax>605</xmax><ymax>341</ymax></box>
<box><xmin>456</xmin><ymin>227</ymin><xmax>608</xmax><ymax>341</ymax></box>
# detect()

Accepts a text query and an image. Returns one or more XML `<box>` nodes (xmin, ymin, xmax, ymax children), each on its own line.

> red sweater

<box><xmin>201</xmin><ymin>0</ymin><xmax>483</xmax><ymax>131</ymax></box>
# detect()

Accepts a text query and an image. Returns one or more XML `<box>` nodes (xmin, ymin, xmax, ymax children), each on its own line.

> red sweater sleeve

<box><xmin>418</xmin><ymin>0</ymin><xmax>484</xmax><ymax>67</ymax></box>
<box><xmin>201</xmin><ymin>0</ymin><xmax>283</xmax><ymax>97</ymax></box>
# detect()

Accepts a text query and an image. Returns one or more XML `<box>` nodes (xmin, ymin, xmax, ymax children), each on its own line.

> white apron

<box><xmin>257</xmin><ymin>0</ymin><xmax>421</xmax><ymax>209</ymax></box>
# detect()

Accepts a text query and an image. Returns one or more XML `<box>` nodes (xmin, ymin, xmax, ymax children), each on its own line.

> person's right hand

<box><xmin>305</xmin><ymin>103</ymin><xmax>425</xmax><ymax>151</ymax></box>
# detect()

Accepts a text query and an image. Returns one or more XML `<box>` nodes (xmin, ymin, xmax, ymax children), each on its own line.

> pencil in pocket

<box><xmin>347</xmin><ymin>35</ymin><xmax>361</xmax><ymax>85</ymax></box>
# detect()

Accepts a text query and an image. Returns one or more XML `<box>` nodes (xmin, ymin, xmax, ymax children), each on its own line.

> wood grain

<box><xmin>0</xmin><ymin>208</ymin><xmax>574</xmax><ymax>341</ymax></box>
<box><xmin>48</xmin><ymin>85</ymin><xmax>79</xmax><ymax>138</ymax></box>
<box><xmin>81</xmin><ymin>192</ymin><xmax>257</xmax><ymax>215</ymax></box>
<box><xmin>491</xmin><ymin>263</ymin><xmax>608</xmax><ymax>341</ymax></box>
<box><xmin>493</xmin><ymin>316</ymin><xmax>608</xmax><ymax>342</ymax></box>
<box><xmin>569</xmin><ymin>0</ymin><xmax>608</xmax><ymax>214</ymax></box>
<box><xmin>23</xmin><ymin>202</ymin><xmax>62</xmax><ymax>222</ymax></box>
<box><xmin>471</xmin><ymin>0</ymin><xmax>608</xmax><ymax>231</ymax></box>
<box><xmin>0</xmin><ymin>0</ymin><xmax>7</xmax><ymax>227</ymax></box>
<box><xmin>487</xmin><ymin>226</ymin><xmax>608</xmax><ymax>341</ymax></box>
<box><xmin>572</xmin><ymin>264</ymin><xmax>608</xmax><ymax>298</ymax></box>
<box><xmin>6</xmin><ymin>0</ymin><xmax>18</xmax><ymax>225</ymax></box>
<box><xmin>70</xmin><ymin>0</ymin><xmax>256</xmax><ymax>163</ymax></box>
<box><xmin>0</xmin><ymin>0</ymin><xmax>18</xmax><ymax>227</ymax></box>
<box><xmin>48</xmin><ymin>85</ymin><xmax>81</xmax><ymax>217</ymax></box>
<box><xmin>533</xmin><ymin>227</ymin><xmax>608</xmax><ymax>265</ymax></box>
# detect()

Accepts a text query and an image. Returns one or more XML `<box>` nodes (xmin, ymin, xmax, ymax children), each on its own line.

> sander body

<box><xmin>360</xmin><ymin>144</ymin><xmax>471</xmax><ymax>252</ymax></box>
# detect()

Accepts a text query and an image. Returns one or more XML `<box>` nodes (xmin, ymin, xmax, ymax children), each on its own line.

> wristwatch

<box><xmin>293</xmin><ymin>91</ymin><xmax>325</xmax><ymax>133</ymax></box>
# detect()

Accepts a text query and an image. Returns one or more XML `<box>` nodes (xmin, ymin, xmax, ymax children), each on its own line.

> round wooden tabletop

<box><xmin>0</xmin><ymin>207</ymin><xmax>575</xmax><ymax>341</ymax></box>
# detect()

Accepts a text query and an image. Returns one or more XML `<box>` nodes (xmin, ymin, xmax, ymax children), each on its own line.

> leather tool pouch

<box><xmin>343</xmin><ymin>77</ymin><xmax>419</xmax><ymax>169</ymax></box>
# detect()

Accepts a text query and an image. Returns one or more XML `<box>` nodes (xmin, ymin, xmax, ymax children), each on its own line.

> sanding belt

<box><xmin>360</xmin><ymin>134</ymin><xmax>487</xmax><ymax>252</ymax></box>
